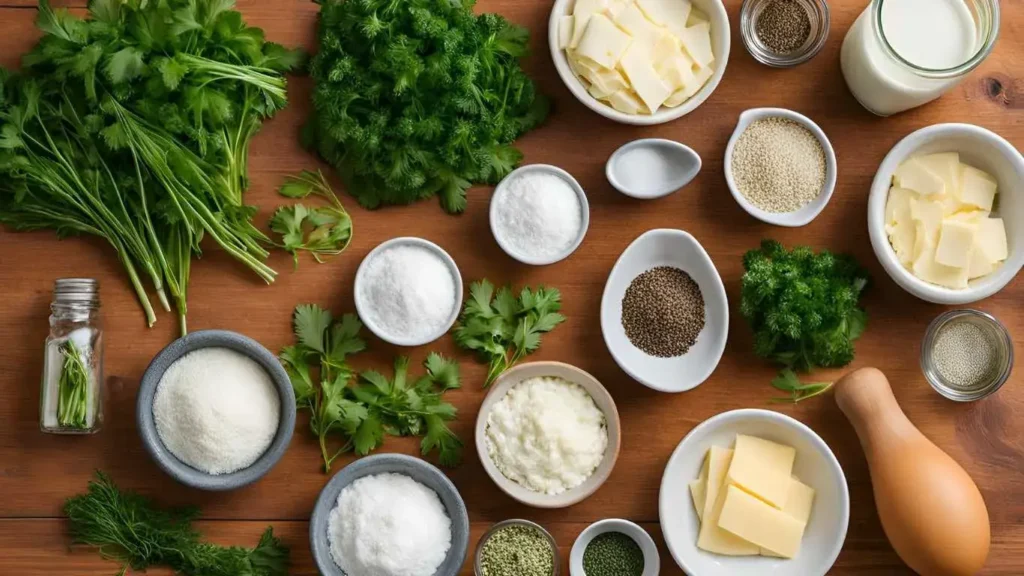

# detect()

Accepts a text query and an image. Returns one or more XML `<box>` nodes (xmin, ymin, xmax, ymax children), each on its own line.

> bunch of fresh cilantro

<box><xmin>280</xmin><ymin>304</ymin><xmax>462</xmax><ymax>472</ymax></box>
<box><xmin>304</xmin><ymin>0</ymin><xmax>549</xmax><ymax>213</ymax></box>
<box><xmin>740</xmin><ymin>240</ymin><xmax>869</xmax><ymax>401</ymax></box>
<box><xmin>0</xmin><ymin>0</ymin><xmax>302</xmax><ymax>334</ymax></box>
<box><xmin>454</xmin><ymin>280</ymin><xmax>566</xmax><ymax>387</ymax></box>
<box><xmin>270</xmin><ymin>170</ymin><xmax>352</xmax><ymax>268</ymax></box>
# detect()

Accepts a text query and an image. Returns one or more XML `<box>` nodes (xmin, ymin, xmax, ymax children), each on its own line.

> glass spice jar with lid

<box><xmin>740</xmin><ymin>0</ymin><xmax>830</xmax><ymax>68</ymax></box>
<box><xmin>40</xmin><ymin>279</ymin><xmax>104</xmax><ymax>434</ymax></box>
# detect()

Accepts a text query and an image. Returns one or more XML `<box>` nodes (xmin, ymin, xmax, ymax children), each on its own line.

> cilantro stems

<box><xmin>57</xmin><ymin>340</ymin><xmax>90</xmax><ymax>429</ymax></box>
<box><xmin>453</xmin><ymin>280</ymin><xmax>566</xmax><ymax>387</ymax></box>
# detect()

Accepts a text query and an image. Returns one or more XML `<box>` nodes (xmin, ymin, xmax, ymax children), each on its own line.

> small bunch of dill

<box><xmin>64</xmin><ymin>472</ymin><xmax>289</xmax><ymax>576</ymax></box>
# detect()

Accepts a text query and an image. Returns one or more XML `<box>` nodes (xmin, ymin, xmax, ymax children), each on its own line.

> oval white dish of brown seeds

<box><xmin>600</xmin><ymin>229</ymin><xmax>729</xmax><ymax>393</ymax></box>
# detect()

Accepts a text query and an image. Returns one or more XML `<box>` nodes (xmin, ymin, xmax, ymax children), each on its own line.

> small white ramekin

<box><xmin>569</xmin><ymin>518</ymin><xmax>660</xmax><ymax>576</ymax></box>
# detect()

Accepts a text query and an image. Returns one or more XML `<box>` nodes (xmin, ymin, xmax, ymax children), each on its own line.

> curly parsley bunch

<box><xmin>305</xmin><ymin>0</ymin><xmax>549</xmax><ymax>213</ymax></box>
<box><xmin>740</xmin><ymin>240</ymin><xmax>869</xmax><ymax>373</ymax></box>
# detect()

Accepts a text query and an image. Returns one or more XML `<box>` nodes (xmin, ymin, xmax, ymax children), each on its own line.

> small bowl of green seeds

<box><xmin>475</xmin><ymin>519</ymin><xmax>560</xmax><ymax>576</ymax></box>
<box><xmin>569</xmin><ymin>519</ymin><xmax>659</xmax><ymax>576</ymax></box>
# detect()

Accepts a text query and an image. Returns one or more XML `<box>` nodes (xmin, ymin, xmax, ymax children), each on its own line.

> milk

<box><xmin>840</xmin><ymin>0</ymin><xmax>980</xmax><ymax>116</ymax></box>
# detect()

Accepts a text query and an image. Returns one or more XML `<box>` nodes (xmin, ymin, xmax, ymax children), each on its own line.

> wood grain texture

<box><xmin>0</xmin><ymin>0</ymin><xmax>1022</xmax><ymax>574</ymax></box>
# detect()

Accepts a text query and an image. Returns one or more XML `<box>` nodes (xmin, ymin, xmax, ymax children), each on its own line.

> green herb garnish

<box><xmin>280</xmin><ymin>304</ymin><xmax>462</xmax><ymax>471</ymax></box>
<box><xmin>270</xmin><ymin>170</ymin><xmax>352</xmax><ymax>268</ymax></box>
<box><xmin>304</xmin><ymin>0</ymin><xmax>549</xmax><ymax>213</ymax></box>
<box><xmin>770</xmin><ymin>369</ymin><xmax>834</xmax><ymax>403</ymax></box>
<box><xmin>65</xmin><ymin>472</ymin><xmax>289</xmax><ymax>576</ymax></box>
<box><xmin>453</xmin><ymin>280</ymin><xmax>565</xmax><ymax>387</ymax></box>
<box><xmin>57</xmin><ymin>339</ymin><xmax>90</xmax><ymax>429</ymax></box>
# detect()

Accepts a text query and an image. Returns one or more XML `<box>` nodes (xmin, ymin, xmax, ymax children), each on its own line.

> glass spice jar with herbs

<box><xmin>476</xmin><ymin>520</ymin><xmax>558</xmax><ymax>576</ymax></box>
<box><xmin>40</xmin><ymin>279</ymin><xmax>104</xmax><ymax>434</ymax></box>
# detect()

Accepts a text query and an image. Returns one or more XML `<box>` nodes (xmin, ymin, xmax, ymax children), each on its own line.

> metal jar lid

<box><xmin>53</xmin><ymin>278</ymin><xmax>100</xmax><ymax>306</ymax></box>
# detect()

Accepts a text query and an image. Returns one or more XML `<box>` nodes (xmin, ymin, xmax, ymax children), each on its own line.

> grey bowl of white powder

<box><xmin>136</xmin><ymin>330</ymin><xmax>296</xmax><ymax>491</ymax></box>
<box><xmin>310</xmin><ymin>453</ymin><xmax>469</xmax><ymax>576</ymax></box>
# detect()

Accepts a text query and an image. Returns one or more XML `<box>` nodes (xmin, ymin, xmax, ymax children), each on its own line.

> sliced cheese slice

<box><xmin>696</xmin><ymin>447</ymin><xmax>760</xmax><ymax>556</ymax></box>
<box><xmin>726</xmin><ymin>434</ymin><xmax>796</xmax><ymax>509</ymax></box>
<box><xmin>575</xmin><ymin>13</ymin><xmax>634</xmax><ymax>69</ymax></box>
<box><xmin>718</xmin><ymin>485</ymin><xmax>807</xmax><ymax>559</ymax></box>
<box><xmin>761</xmin><ymin>478</ymin><xmax>816</xmax><ymax>557</ymax></box>
<box><xmin>959</xmin><ymin>165</ymin><xmax>998</xmax><ymax>211</ymax></box>
<box><xmin>618</xmin><ymin>42</ymin><xmax>672</xmax><ymax>112</ymax></box>
<box><xmin>678</xmin><ymin>21</ymin><xmax>714</xmax><ymax>68</ymax></box>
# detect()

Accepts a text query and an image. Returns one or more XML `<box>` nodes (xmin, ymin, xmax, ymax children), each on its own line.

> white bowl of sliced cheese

<box><xmin>549</xmin><ymin>0</ymin><xmax>730</xmax><ymax>125</ymax></box>
<box><xmin>659</xmin><ymin>409</ymin><xmax>849</xmax><ymax>576</ymax></box>
<box><xmin>868</xmin><ymin>124</ymin><xmax>1024</xmax><ymax>305</ymax></box>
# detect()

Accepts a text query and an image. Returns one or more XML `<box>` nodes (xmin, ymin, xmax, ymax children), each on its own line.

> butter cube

<box><xmin>911</xmin><ymin>197</ymin><xmax>944</xmax><ymax>246</ymax></box>
<box><xmin>726</xmin><ymin>435</ymin><xmax>796</xmax><ymax>509</ymax></box>
<box><xmin>678</xmin><ymin>21</ymin><xmax>714</xmax><ymax>68</ymax></box>
<box><xmin>976</xmin><ymin>218</ymin><xmax>1008</xmax><ymax>263</ymax></box>
<box><xmin>619</xmin><ymin>42</ymin><xmax>672</xmax><ymax>112</ymax></box>
<box><xmin>697</xmin><ymin>447</ymin><xmax>759</xmax><ymax>556</ymax></box>
<box><xmin>637</xmin><ymin>0</ymin><xmax>692</xmax><ymax>27</ymax></box>
<box><xmin>885</xmin><ymin>186</ymin><xmax>917</xmax><ymax>225</ymax></box>
<box><xmin>894</xmin><ymin>159</ymin><xmax>946</xmax><ymax>196</ymax></box>
<box><xmin>570</xmin><ymin>0</ymin><xmax>607</xmax><ymax>48</ymax></box>
<box><xmin>917</xmin><ymin>153</ymin><xmax>961</xmax><ymax>196</ymax></box>
<box><xmin>558</xmin><ymin>16</ymin><xmax>574</xmax><ymax>49</ymax></box>
<box><xmin>887</xmin><ymin>219</ymin><xmax>917</xmax><ymax>267</ymax></box>
<box><xmin>913</xmin><ymin>248</ymin><xmax>969</xmax><ymax>289</ymax></box>
<box><xmin>658</xmin><ymin>52</ymin><xmax>697</xmax><ymax>92</ymax></box>
<box><xmin>959</xmin><ymin>165</ymin><xmax>998</xmax><ymax>211</ymax></box>
<box><xmin>718</xmin><ymin>485</ymin><xmax>807</xmax><ymax>558</ymax></box>
<box><xmin>606</xmin><ymin>90</ymin><xmax>646</xmax><ymax>114</ymax></box>
<box><xmin>575</xmin><ymin>14</ymin><xmax>634</xmax><ymax>69</ymax></box>
<box><xmin>934</xmin><ymin>219</ymin><xmax>978</xmax><ymax>269</ymax></box>
<box><xmin>615</xmin><ymin>3</ymin><xmax>662</xmax><ymax>37</ymax></box>
<box><xmin>967</xmin><ymin>248</ymin><xmax>996</xmax><ymax>280</ymax></box>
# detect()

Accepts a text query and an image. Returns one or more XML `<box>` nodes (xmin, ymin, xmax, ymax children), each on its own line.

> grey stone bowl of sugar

<box><xmin>136</xmin><ymin>329</ymin><xmax>296</xmax><ymax>491</ymax></box>
<box><xmin>310</xmin><ymin>453</ymin><xmax>470</xmax><ymax>576</ymax></box>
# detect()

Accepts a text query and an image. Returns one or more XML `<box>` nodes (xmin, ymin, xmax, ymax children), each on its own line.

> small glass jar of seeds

<box><xmin>475</xmin><ymin>519</ymin><xmax>559</xmax><ymax>576</ymax></box>
<box><xmin>40</xmin><ymin>279</ymin><xmax>104</xmax><ymax>434</ymax></box>
<box><xmin>920</xmin><ymin>309</ymin><xmax>1013</xmax><ymax>402</ymax></box>
<box><xmin>740</xmin><ymin>0</ymin><xmax>830</xmax><ymax>67</ymax></box>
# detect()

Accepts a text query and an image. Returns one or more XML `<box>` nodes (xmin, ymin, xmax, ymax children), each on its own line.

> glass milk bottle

<box><xmin>40</xmin><ymin>279</ymin><xmax>104</xmax><ymax>434</ymax></box>
<box><xmin>840</xmin><ymin>0</ymin><xmax>999</xmax><ymax>116</ymax></box>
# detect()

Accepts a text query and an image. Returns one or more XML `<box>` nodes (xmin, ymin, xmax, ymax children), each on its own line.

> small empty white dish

<box><xmin>607</xmin><ymin>139</ymin><xmax>702</xmax><ymax>199</ymax></box>
<box><xmin>490</xmin><ymin>164</ymin><xmax>590</xmax><ymax>266</ymax></box>
<box><xmin>659</xmin><ymin>409</ymin><xmax>849</xmax><ymax>576</ymax></box>
<box><xmin>353</xmin><ymin>237</ymin><xmax>463</xmax><ymax>347</ymax></box>
<box><xmin>724</xmin><ymin>108</ymin><xmax>837</xmax><ymax>227</ymax></box>
<box><xmin>600</xmin><ymin>229</ymin><xmax>728</xmax><ymax>393</ymax></box>
<box><xmin>570</xmin><ymin>518</ymin><xmax>660</xmax><ymax>576</ymax></box>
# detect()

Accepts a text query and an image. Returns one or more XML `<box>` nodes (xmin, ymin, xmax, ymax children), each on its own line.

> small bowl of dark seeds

<box><xmin>569</xmin><ymin>518</ymin><xmax>659</xmax><ymax>576</ymax></box>
<box><xmin>600</xmin><ymin>229</ymin><xmax>729</xmax><ymax>393</ymax></box>
<box><xmin>740</xmin><ymin>0</ymin><xmax>830</xmax><ymax>67</ymax></box>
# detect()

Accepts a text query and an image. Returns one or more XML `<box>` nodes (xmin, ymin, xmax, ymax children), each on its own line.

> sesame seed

<box><xmin>730</xmin><ymin>117</ymin><xmax>826</xmax><ymax>214</ymax></box>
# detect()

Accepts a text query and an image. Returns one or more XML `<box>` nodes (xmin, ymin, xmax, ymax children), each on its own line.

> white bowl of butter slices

<box><xmin>549</xmin><ymin>0</ymin><xmax>730</xmax><ymax>125</ymax></box>
<box><xmin>868</xmin><ymin>124</ymin><xmax>1024</xmax><ymax>305</ymax></box>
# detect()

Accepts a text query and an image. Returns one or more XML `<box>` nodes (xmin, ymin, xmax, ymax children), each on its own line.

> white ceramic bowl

<box><xmin>475</xmin><ymin>361</ymin><xmax>621</xmax><ymax>508</ymax></box>
<box><xmin>868</xmin><ymin>123</ymin><xmax>1024</xmax><ymax>304</ymax></box>
<box><xmin>659</xmin><ymin>409</ymin><xmax>849</xmax><ymax>576</ymax></box>
<box><xmin>724</xmin><ymin>108</ymin><xmax>837</xmax><ymax>227</ymax></box>
<box><xmin>600</xmin><ymin>229</ymin><xmax>728</xmax><ymax>393</ymax></box>
<box><xmin>490</xmin><ymin>164</ymin><xmax>590</xmax><ymax>266</ymax></box>
<box><xmin>570</xmin><ymin>518</ymin><xmax>660</xmax><ymax>576</ymax></box>
<box><xmin>353</xmin><ymin>237</ymin><xmax>463</xmax><ymax>347</ymax></box>
<box><xmin>548</xmin><ymin>0</ymin><xmax>730</xmax><ymax>126</ymax></box>
<box><xmin>606</xmin><ymin>138</ymin><xmax>702</xmax><ymax>199</ymax></box>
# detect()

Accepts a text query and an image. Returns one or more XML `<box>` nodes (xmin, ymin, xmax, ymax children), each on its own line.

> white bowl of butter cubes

<box><xmin>549</xmin><ymin>0</ymin><xmax>729</xmax><ymax>125</ymax></box>
<box><xmin>868</xmin><ymin>123</ymin><xmax>1024</xmax><ymax>305</ymax></box>
<box><xmin>659</xmin><ymin>409</ymin><xmax>849</xmax><ymax>576</ymax></box>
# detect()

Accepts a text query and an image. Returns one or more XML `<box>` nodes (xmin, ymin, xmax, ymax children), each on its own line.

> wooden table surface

<box><xmin>1</xmin><ymin>0</ymin><xmax>1022</xmax><ymax>574</ymax></box>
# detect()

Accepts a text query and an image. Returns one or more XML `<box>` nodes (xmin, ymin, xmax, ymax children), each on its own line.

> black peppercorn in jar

<box><xmin>740</xmin><ymin>0</ymin><xmax>831</xmax><ymax>67</ymax></box>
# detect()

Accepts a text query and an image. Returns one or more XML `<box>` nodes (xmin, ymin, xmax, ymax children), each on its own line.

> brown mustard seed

<box><xmin>756</xmin><ymin>0</ymin><xmax>812</xmax><ymax>54</ymax></box>
<box><xmin>621</xmin><ymin>266</ymin><xmax>705</xmax><ymax>358</ymax></box>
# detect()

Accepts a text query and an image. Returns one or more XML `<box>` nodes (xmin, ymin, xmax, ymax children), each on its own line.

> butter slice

<box><xmin>696</xmin><ymin>447</ymin><xmax>759</xmax><ymax>555</ymax></box>
<box><xmin>678</xmin><ymin>21</ymin><xmax>714</xmax><ymax>67</ymax></box>
<box><xmin>636</xmin><ymin>0</ymin><xmax>692</xmax><ymax>27</ymax></box>
<box><xmin>761</xmin><ymin>478</ymin><xmax>816</xmax><ymax>557</ymax></box>
<box><xmin>614</xmin><ymin>2</ymin><xmax>662</xmax><ymax>37</ymax></box>
<box><xmin>575</xmin><ymin>13</ymin><xmax>633</xmax><ymax>69</ymax></box>
<box><xmin>606</xmin><ymin>90</ymin><xmax>646</xmax><ymax>114</ymax></box>
<box><xmin>976</xmin><ymin>218</ymin><xmax>1008</xmax><ymax>263</ymax></box>
<box><xmin>911</xmin><ymin>197</ymin><xmax>944</xmax><ymax>247</ymax></box>
<box><xmin>959</xmin><ymin>165</ymin><xmax>998</xmax><ymax>211</ymax></box>
<box><xmin>658</xmin><ymin>52</ymin><xmax>697</xmax><ymax>92</ymax></box>
<box><xmin>887</xmin><ymin>219</ymin><xmax>917</xmax><ymax>267</ymax></box>
<box><xmin>885</xmin><ymin>187</ymin><xmax>917</xmax><ymax>225</ymax></box>
<box><xmin>934</xmin><ymin>219</ymin><xmax>977</xmax><ymax>269</ymax></box>
<box><xmin>571</xmin><ymin>0</ymin><xmax>607</xmax><ymax>48</ymax></box>
<box><xmin>618</xmin><ymin>42</ymin><xmax>672</xmax><ymax>112</ymax></box>
<box><xmin>913</xmin><ymin>248</ymin><xmax>969</xmax><ymax>289</ymax></box>
<box><xmin>679</xmin><ymin>61</ymin><xmax>713</xmax><ymax>99</ymax></box>
<box><xmin>558</xmin><ymin>16</ymin><xmax>574</xmax><ymax>49</ymax></box>
<box><xmin>718</xmin><ymin>485</ymin><xmax>807</xmax><ymax>559</ymax></box>
<box><xmin>916</xmin><ymin>152</ymin><xmax>961</xmax><ymax>197</ymax></box>
<box><xmin>894</xmin><ymin>159</ymin><xmax>946</xmax><ymax>196</ymax></box>
<box><xmin>726</xmin><ymin>435</ymin><xmax>796</xmax><ymax>509</ymax></box>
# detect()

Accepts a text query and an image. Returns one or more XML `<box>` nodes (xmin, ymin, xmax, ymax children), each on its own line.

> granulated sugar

<box><xmin>493</xmin><ymin>171</ymin><xmax>582</xmax><ymax>260</ymax></box>
<box><xmin>153</xmin><ymin>347</ymin><xmax>280</xmax><ymax>475</ymax></box>
<box><xmin>358</xmin><ymin>245</ymin><xmax>457</xmax><ymax>341</ymax></box>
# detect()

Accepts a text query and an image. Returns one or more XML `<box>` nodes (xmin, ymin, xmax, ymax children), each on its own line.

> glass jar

<box><xmin>740</xmin><ymin>0</ymin><xmax>831</xmax><ymax>68</ymax></box>
<box><xmin>840</xmin><ymin>0</ymin><xmax>999</xmax><ymax>116</ymax></box>
<box><xmin>40</xmin><ymin>279</ymin><xmax>104</xmax><ymax>434</ymax></box>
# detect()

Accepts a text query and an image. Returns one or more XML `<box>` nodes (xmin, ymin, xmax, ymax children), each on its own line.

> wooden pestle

<box><xmin>834</xmin><ymin>367</ymin><xmax>990</xmax><ymax>576</ymax></box>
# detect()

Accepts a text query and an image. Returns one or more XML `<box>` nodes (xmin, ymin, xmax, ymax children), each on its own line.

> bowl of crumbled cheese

<box><xmin>476</xmin><ymin>361</ymin><xmax>621</xmax><ymax>508</ymax></box>
<box><xmin>136</xmin><ymin>330</ymin><xmax>296</xmax><ymax>491</ymax></box>
<box><xmin>310</xmin><ymin>453</ymin><xmax>470</xmax><ymax>576</ymax></box>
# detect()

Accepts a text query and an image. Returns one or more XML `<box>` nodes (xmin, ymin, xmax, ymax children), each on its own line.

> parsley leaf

<box><xmin>770</xmin><ymin>369</ymin><xmax>834</xmax><ymax>403</ymax></box>
<box><xmin>270</xmin><ymin>170</ymin><xmax>352</xmax><ymax>268</ymax></box>
<box><xmin>280</xmin><ymin>304</ymin><xmax>462</xmax><ymax>471</ymax></box>
<box><xmin>454</xmin><ymin>280</ymin><xmax>566</xmax><ymax>387</ymax></box>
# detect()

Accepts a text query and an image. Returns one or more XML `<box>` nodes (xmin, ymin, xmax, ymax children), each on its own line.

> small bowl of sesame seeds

<box><xmin>740</xmin><ymin>0</ymin><xmax>830</xmax><ymax>68</ymax></box>
<box><xmin>724</xmin><ymin>107</ymin><xmax>837</xmax><ymax>227</ymax></box>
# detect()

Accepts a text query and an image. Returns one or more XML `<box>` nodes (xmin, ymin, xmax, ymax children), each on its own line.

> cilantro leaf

<box><xmin>353</xmin><ymin>414</ymin><xmax>384</xmax><ymax>455</ymax></box>
<box><xmin>425</xmin><ymin>352</ymin><xmax>460</xmax><ymax>391</ymax></box>
<box><xmin>105</xmin><ymin>47</ymin><xmax>147</xmax><ymax>84</ymax></box>
<box><xmin>293</xmin><ymin>304</ymin><xmax>331</xmax><ymax>354</ymax></box>
<box><xmin>271</xmin><ymin>170</ymin><xmax>352</xmax><ymax>268</ymax></box>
